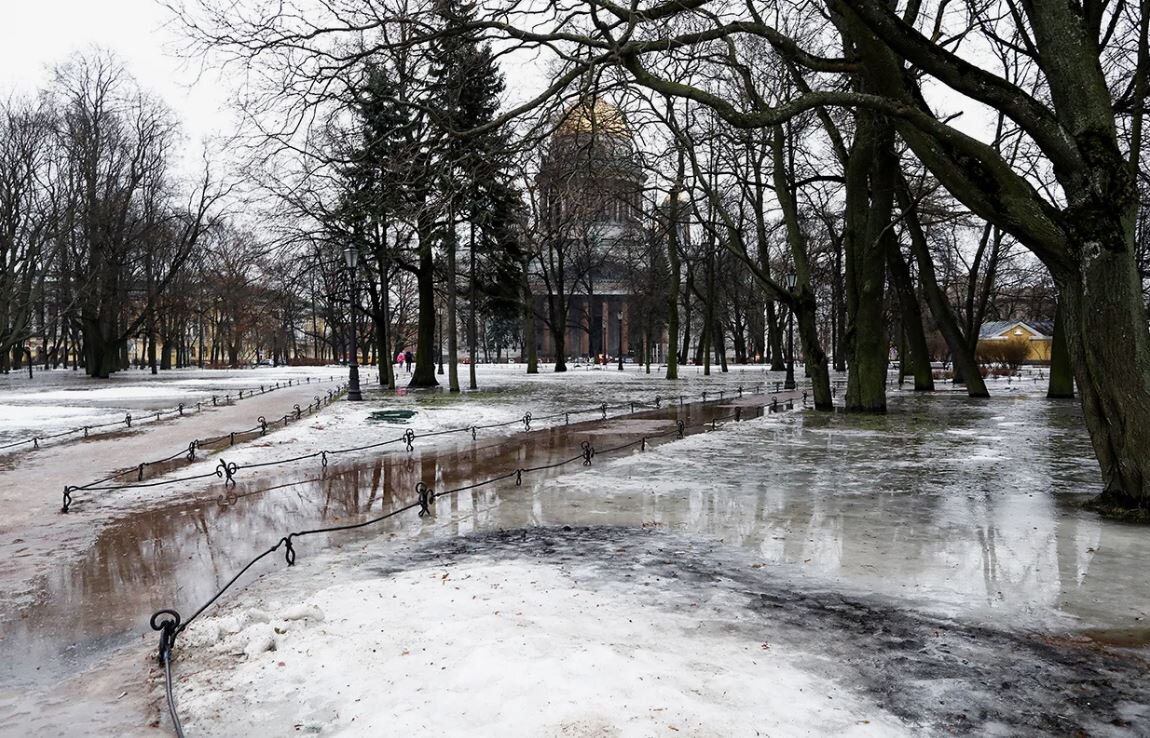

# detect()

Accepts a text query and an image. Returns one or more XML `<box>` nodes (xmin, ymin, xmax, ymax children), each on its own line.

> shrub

<box><xmin>999</xmin><ymin>335</ymin><xmax>1031</xmax><ymax>371</ymax></box>
<box><xmin>976</xmin><ymin>336</ymin><xmax>1031</xmax><ymax>371</ymax></box>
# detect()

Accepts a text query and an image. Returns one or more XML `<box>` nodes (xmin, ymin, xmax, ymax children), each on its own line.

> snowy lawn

<box><xmin>161</xmin><ymin>383</ymin><xmax>1150</xmax><ymax>737</ymax></box>
<box><xmin>0</xmin><ymin>366</ymin><xmax>344</xmax><ymax>447</ymax></box>
<box><xmin>176</xmin><ymin>555</ymin><xmax>908</xmax><ymax>738</ymax></box>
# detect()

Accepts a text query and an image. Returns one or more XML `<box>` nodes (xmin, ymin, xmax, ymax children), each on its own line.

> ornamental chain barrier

<box><xmin>61</xmin><ymin>385</ymin><xmax>787</xmax><ymax>513</ymax></box>
<box><xmin>0</xmin><ymin>375</ymin><xmax>338</xmax><ymax>456</ymax></box>
<box><xmin>60</xmin><ymin>384</ymin><xmax>348</xmax><ymax>513</ymax></box>
<box><xmin>148</xmin><ymin>387</ymin><xmax>799</xmax><ymax>737</ymax></box>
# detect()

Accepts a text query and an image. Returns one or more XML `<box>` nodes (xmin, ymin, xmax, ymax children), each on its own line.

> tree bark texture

<box><xmin>886</xmin><ymin>241</ymin><xmax>934</xmax><ymax>391</ymax></box>
<box><xmin>1047</xmin><ymin>303</ymin><xmax>1074</xmax><ymax>399</ymax></box>
<box><xmin>842</xmin><ymin>108</ymin><xmax>891</xmax><ymax>412</ymax></box>
<box><xmin>409</xmin><ymin>211</ymin><xmax>439</xmax><ymax>388</ymax></box>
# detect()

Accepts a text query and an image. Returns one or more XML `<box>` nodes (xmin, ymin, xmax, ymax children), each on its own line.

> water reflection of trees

<box><xmin>39</xmin><ymin>395</ymin><xmax>1109</xmax><ymax>686</ymax></box>
<box><xmin>26</xmin><ymin>415</ymin><xmax>666</xmax><ymax>667</ymax></box>
<box><xmin>514</xmin><ymin>394</ymin><xmax>1135</xmax><ymax>628</ymax></box>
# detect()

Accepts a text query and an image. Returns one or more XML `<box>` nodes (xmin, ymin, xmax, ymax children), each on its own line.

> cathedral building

<box><xmin>531</xmin><ymin>97</ymin><xmax>651</xmax><ymax>364</ymax></box>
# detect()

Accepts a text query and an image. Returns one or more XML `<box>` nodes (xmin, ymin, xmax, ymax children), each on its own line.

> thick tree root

<box><xmin>1084</xmin><ymin>491</ymin><xmax>1150</xmax><ymax>523</ymax></box>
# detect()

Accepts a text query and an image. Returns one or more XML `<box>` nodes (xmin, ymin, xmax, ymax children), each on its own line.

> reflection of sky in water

<box><xmin>538</xmin><ymin>392</ymin><xmax>1143</xmax><ymax>633</ymax></box>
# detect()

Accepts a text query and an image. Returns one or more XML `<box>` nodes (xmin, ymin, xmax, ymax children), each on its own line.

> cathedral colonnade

<box><xmin>531</xmin><ymin>293</ymin><xmax>668</xmax><ymax>365</ymax></box>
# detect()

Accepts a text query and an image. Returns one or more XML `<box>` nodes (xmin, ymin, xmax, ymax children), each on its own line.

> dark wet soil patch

<box><xmin>376</xmin><ymin>525</ymin><xmax>1150</xmax><ymax>737</ymax></box>
<box><xmin>1079</xmin><ymin>627</ymin><xmax>1150</xmax><ymax>649</ymax></box>
<box><xmin>1082</xmin><ymin>495</ymin><xmax>1150</xmax><ymax>524</ymax></box>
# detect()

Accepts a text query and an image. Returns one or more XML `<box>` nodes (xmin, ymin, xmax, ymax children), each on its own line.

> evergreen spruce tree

<box><xmin>335</xmin><ymin>63</ymin><xmax>421</xmax><ymax>390</ymax></box>
<box><xmin>429</xmin><ymin>0</ymin><xmax>523</xmax><ymax>389</ymax></box>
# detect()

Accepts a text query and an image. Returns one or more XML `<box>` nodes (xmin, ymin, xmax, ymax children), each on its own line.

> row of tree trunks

<box><xmin>886</xmin><ymin>239</ymin><xmax>934</xmax><ymax>392</ymax></box>
<box><xmin>895</xmin><ymin>180</ymin><xmax>989</xmax><ymax>399</ymax></box>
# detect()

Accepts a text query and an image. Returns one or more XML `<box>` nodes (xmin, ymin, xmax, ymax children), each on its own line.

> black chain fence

<box><xmin>60</xmin><ymin>385</ymin><xmax>348</xmax><ymax>513</ymax></box>
<box><xmin>148</xmin><ymin>387</ymin><xmax>800</xmax><ymax>737</ymax></box>
<box><xmin>61</xmin><ymin>384</ymin><xmax>791</xmax><ymax>514</ymax></box>
<box><xmin>1</xmin><ymin>375</ymin><xmax>339</xmax><ymax>456</ymax></box>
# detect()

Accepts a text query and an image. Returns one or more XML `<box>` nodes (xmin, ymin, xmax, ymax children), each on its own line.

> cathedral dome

<box><xmin>554</xmin><ymin>97</ymin><xmax>631</xmax><ymax>139</ymax></box>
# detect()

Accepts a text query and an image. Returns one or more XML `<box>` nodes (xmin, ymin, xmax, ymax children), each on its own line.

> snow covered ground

<box><xmin>150</xmin><ymin>372</ymin><xmax>1146</xmax><ymax>737</ymax></box>
<box><xmin>0</xmin><ymin>366</ymin><xmax>345</xmax><ymax>448</ymax></box>
<box><xmin>4</xmin><ymin>363</ymin><xmax>1143</xmax><ymax>737</ymax></box>
<box><xmin>175</xmin><ymin>553</ymin><xmax>911</xmax><ymax>738</ymax></box>
<box><xmin>173</xmin><ymin>524</ymin><xmax>1150</xmax><ymax>737</ymax></box>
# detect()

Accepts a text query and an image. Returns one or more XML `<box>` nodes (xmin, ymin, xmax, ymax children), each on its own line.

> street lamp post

<box><xmin>198</xmin><ymin>316</ymin><xmax>205</xmax><ymax>368</ymax></box>
<box><xmin>343</xmin><ymin>247</ymin><xmax>363</xmax><ymax>401</ymax></box>
<box><xmin>784</xmin><ymin>272</ymin><xmax>797</xmax><ymax>390</ymax></box>
<box><xmin>617</xmin><ymin>310</ymin><xmax>624</xmax><ymax>371</ymax></box>
<box><xmin>437</xmin><ymin>308</ymin><xmax>444</xmax><ymax>375</ymax></box>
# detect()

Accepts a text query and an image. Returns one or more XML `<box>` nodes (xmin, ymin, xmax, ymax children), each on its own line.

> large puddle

<box><xmin>0</xmin><ymin>398</ymin><xmax>764</xmax><ymax>693</ymax></box>
<box><xmin>3</xmin><ymin>387</ymin><xmax>1148</xmax><ymax>735</ymax></box>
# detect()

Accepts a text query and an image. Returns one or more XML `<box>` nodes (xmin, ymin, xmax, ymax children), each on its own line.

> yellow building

<box><xmin>977</xmin><ymin>320</ymin><xmax>1053</xmax><ymax>363</ymax></box>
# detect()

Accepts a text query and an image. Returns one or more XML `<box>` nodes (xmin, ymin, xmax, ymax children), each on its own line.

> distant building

<box><xmin>977</xmin><ymin>320</ymin><xmax>1054</xmax><ymax>363</ymax></box>
<box><xmin>531</xmin><ymin>97</ymin><xmax>654</xmax><ymax>363</ymax></box>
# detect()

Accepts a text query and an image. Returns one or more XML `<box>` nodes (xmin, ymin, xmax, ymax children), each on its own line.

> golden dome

<box><xmin>555</xmin><ymin>97</ymin><xmax>630</xmax><ymax>138</ymax></box>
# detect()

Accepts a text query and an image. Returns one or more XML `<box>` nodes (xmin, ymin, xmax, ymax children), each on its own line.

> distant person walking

<box><xmin>404</xmin><ymin>350</ymin><xmax>413</xmax><ymax>374</ymax></box>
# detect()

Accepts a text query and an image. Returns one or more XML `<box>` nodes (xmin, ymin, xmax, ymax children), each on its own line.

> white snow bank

<box><xmin>176</xmin><ymin>560</ymin><xmax>911</xmax><ymax>737</ymax></box>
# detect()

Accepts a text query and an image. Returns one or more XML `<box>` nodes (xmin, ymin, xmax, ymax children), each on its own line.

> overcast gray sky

<box><xmin>0</xmin><ymin>0</ymin><xmax>234</xmax><ymax>169</ymax></box>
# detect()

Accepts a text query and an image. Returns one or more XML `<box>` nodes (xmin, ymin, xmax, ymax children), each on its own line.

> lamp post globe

<box><xmin>344</xmin><ymin>246</ymin><xmax>363</xmax><ymax>401</ymax></box>
<box><xmin>784</xmin><ymin>272</ymin><xmax>797</xmax><ymax>391</ymax></box>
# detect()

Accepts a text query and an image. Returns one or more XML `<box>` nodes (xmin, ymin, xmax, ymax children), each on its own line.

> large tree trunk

<box><xmin>665</xmin><ymin>252</ymin><xmax>680</xmax><ymax>379</ymax></box>
<box><xmin>548</xmin><ymin>292</ymin><xmax>568</xmax><ymax>373</ymax></box>
<box><xmin>766</xmin><ymin>302</ymin><xmax>785</xmax><ymax>370</ymax></box>
<box><xmin>447</xmin><ymin>205</ymin><xmax>460</xmax><ymax>393</ymax></box>
<box><xmin>160</xmin><ymin>336</ymin><xmax>173</xmax><ymax>371</ymax></box>
<box><xmin>833</xmin><ymin>234</ymin><xmax>847</xmax><ymax>372</ymax></box>
<box><xmin>522</xmin><ymin>256</ymin><xmax>538</xmax><ymax>374</ymax></box>
<box><xmin>468</xmin><ymin>218</ymin><xmax>478</xmax><ymax>390</ymax></box>
<box><xmin>679</xmin><ymin>278</ymin><xmax>692</xmax><ymax>365</ymax></box>
<box><xmin>1004</xmin><ymin>2</ymin><xmax>1148</xmax><ymax>505</ymax></box>
<box><xmin>702</xmin><ymin>251</ymin><xmax>715</xmax><ymax>376</ymax></box>
<box><xmin>379</xmin><ymin>269</ymin><xmax>396</xmax><ymax>391</ymax></box>
<box><xmin>696</xmin><ymin>317</ymin><xmax>708</xmax><ymax>371</ymax></box>
<box><xmin>886</xmin><ymin>241</ymin><xmax>934</xmax><ymax>391</ymax></box>
<box><xmin>842</xmin><ymin>108</ymin><xmax>892</xmax><ymax>412</ymax></box>
<box><xmin>146</xmin><ymin>331</ymin><xmax>156</xmax><ymax>374</ymax></box>
<box><xmin>665</xmin><ymin>176</ymin><xmax>683</xmax><ymax>380</ymax></box>
<box><xmin>1047</xmin><ymin>303</ymin><xmax>1073</xmax><ymax>399</ymax></box>
<box><xmin>409</xmin><ymin>210</ymin><xmax>439</xmax><ymax>388</ymax></box>
<box><xmin>715</xmin><ymin>319</ymin><xmax>728</xmax><ymax>372</ymax></box>
<box><xmin>1058</xmin><ymin>247</ymin><xmax>1150</xmax><ymax>508</ymax></box>
<box><xmin>82</xmin><ymin>314</ymin><xmax>117</xmax><ymax>379</ymax></box>
<box><xmin>730</xmin><ymin>316</ymin><xmax>746</xmax><ymax>365</ymax></box>
<box><xmin>796</xmin><ymin>292</ymin><xmax>833</xmax><ymax>410</ymax></box>
<box><xmin>146</xmin><ymin>306</ymin><xmax>157</xmax><ymax>375</ymax></box>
